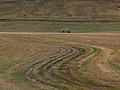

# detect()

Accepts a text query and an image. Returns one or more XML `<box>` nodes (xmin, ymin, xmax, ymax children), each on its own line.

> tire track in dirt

<box><xmin>25</xmin><ymin>42</ymin><xmax>102</xmax><ymax>90</ymax></box>
<box><xmin>26</xmin><ymin>45</ymin><xmax>77</xmax><ymax>89</ymax></box>
<box><xmin>4</xmin><ymin>35</ymin><xmax>119</xmax><ymax>90</ymax></box>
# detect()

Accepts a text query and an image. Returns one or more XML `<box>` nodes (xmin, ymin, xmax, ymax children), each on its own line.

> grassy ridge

<box><xmin>0</xmin><ymin>20</ymin><xmax>120</xmax><ymax>32</ymax></box>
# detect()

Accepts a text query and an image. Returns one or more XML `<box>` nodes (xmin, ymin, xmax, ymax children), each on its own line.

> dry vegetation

<box><xmin>0</xmin><ymin>0</ymin><xmax>120</xmax><ymax>19</ymax></box>
<box><xmin>0</xmin><ymin>32</ymin><xmax>120</xmax><ymax>90</ymax></box>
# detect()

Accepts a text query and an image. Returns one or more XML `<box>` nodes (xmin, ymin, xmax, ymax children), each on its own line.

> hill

<box><xmin>0</xmin><ymin>0</ymin><xmax>120</xmax><ymax>19</ymax></box>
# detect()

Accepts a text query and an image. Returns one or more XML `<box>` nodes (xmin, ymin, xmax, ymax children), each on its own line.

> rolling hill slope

<box><xmin>0</xmin><ymin>0</ymin><xmax>120</xmax><ymax>19</ymax></box>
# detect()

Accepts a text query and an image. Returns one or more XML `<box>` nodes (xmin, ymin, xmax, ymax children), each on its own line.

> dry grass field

<box><xmin>0</xmin><ymin>0</ymin><xmax>120</xmax><ymax>19</ymax></box>
<box><xmin>0</xmin><ymin>32</ymin><xmax>120</xmax><ymax>90</ymax></box>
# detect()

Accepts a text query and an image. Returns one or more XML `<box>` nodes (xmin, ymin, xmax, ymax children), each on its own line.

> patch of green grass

<box><xmin>86</xmin><ymin>77</ymin><xmax>113</xmax><ymax>88</ymax></box>
<box><xmin>12</xmin><ymin>70</ymin><xmax>29</xmax><ymax>83</ymax></box>
<box><xmin>0</xmin><ymin>57</ymin><xmax>17</xmax><ymax>73</ymax></box>
<box><xmin>0</xmin><ymin>21</ymin><xmax>120</xmax><ymax>32</ymax></box>
<box><xmin>0</xmin><ymin>67</ymin><xmax>8</xmax><ymax>73</ymax></box>
<box><xmin>109</xmin><ymin>63</ymin><xmax>120</xmax><ymax>70</ymax></box>
<box><xmin>0</xmin><ymin>57</ymin><xmax>30</xmax><ymax>82</ymax></box>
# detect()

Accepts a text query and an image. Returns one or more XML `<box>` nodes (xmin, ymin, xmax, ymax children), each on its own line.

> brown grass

<box><xmin>0</xmin><ymin>32</ymin><xmax>120</xmax><ymax>90</ymax></box>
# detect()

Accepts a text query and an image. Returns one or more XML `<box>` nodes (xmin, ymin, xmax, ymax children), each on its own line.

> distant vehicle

<box><xmin>59</xmin><ymin>28</ymin><xmax>71</xmax><ymax>33</ymax></box>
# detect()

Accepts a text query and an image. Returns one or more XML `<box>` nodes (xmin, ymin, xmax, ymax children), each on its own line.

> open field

<box><xmin>0</xmin><ymin>20</ymin><xmax>120</xmax><ymax>32</ymax></box>
<box><xmin>0</xmin><ymin>32</ymin><xmax>120</xmax><ymax>90</ymax></box>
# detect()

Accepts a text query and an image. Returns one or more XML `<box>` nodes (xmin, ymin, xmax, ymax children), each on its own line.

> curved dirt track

<box><xmin>0</xmin><ymin>33</ymin><xmax>120</xmax><ymax>90</ymax></box>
